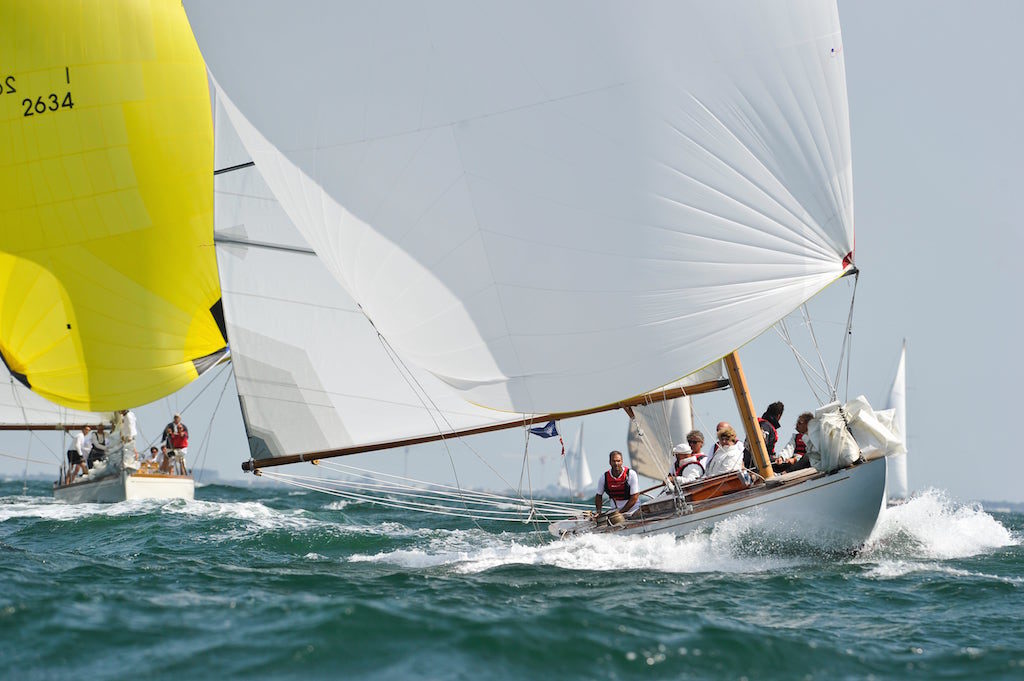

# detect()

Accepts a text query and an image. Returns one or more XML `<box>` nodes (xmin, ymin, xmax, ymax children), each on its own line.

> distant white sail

<box><xmin>558</xmin><ymin>424</ymin><xmax>593</xmax><ymax>498</ymax></box>
<box><xmin>885</xmin><ymin>343</ymin><xmax>908</xmax><ymax>499</ymax></box>
<box><xmin>186</xmin><ymin>0</ymin><xmax>855</xmax><ymax>415</ymax></box>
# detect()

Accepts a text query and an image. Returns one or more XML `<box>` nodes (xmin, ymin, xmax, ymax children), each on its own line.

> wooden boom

<box><xmin>242</xmin><ymin>378</ymin><xmax>731</xmax><ymax>471</ymax></box>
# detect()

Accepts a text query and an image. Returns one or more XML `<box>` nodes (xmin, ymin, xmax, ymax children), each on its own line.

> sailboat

<box><xmin>177</xmin><ymin>0</ymin><xmax>906</xmax><ymax>549</ymax></box>
<box><xmin>558</xmin><ymin>424</ymin><xmax>593</xmax><ymax>500</ymax></box>
<box><xmin>1</xmin><ymin>0</ymin><xmax>227</xmax><ymax>503</ymax></box>
<box><xmin>884</xmin><ymin>342</ymin><xmax>909</xmax><ymax>503</ymax></box>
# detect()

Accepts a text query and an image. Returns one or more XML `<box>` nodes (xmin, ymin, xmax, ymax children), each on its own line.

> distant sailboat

<box><xmin>884</xmin><ymin>342</ymin><xmax>909</xmax><ymax>502</ymax></box>
<box><xmin>558</xmin><ymin>424</ymin><xmax>593</xmax><ymax>499</ymax></box>
<box><xmin>1</xmin><ymin>0</ymin><xmax>227</xmax><ymax>502</ymax></box>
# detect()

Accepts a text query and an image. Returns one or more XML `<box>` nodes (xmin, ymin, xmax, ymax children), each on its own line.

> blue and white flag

<box><xmin>529</xmin><ymin>420</ymin><xmax>565</xmax><ymax>456</ymax></box>
<box><xmin>529</xmin><ymin>421</ymin><xmax>560</xmax><ymax>438</ymax></box>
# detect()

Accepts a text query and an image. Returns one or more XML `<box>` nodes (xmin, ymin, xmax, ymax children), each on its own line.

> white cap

<box><xmin>671</xmin><ymin>443</ymin><xmax>692</xmax><ymax>455</ymax></box>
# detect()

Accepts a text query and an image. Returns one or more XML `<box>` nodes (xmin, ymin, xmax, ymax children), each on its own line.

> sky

<box><xmin>3</xmin><ymin>1</ymin><xmax>1022</xmax><ymax>503</ymax></box>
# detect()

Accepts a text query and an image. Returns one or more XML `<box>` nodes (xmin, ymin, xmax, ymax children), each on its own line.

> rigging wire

<box><xmin>192</xmin><ymin>366</ymin><xmax>234</xmax><ymax>483</ymax></box>
<box><xmin>258</xmin><ymin>469</ymin><xmax>581</xmax><ymax>522</ymax></box>
<box><xmin>776</xmin><ymin>272</ymin><xmax>860</xmax><ymax>406</ymax></box>
<box><xmin>316</xmin><ymin>460</ymin><xmax>587</xmax><ymax>512</ymax></box>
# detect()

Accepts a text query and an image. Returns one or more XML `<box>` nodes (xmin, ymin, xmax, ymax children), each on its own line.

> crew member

<box><xmin>669</xmin><ymin>443</ymin><xmax>704</xmax><ymax>483</ymax></box>
<box><xmin>166</xmin><ymin>413</ymin><xmax>189</xmax><ymax>475</ymax></box>
<box><xmin>595</xmin><ymin>450</ymin><xmax>639</xmax><ymax>516</ymax></box>
<box><xmin>86</xmin><ymin>424</ymin><xmax>108</xmax><ymax>469</ymax></box>
<box><xmin>65</xmin><ymin>425</ymin><xmax>93</xmax><ymax>484</ymax></box>
<box><xmin>775</xmin><ymin>412</ymin><xmax>815</xmax><ymax>472</ymax></box>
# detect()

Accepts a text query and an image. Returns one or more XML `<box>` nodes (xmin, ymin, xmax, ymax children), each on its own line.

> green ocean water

<box><xmin>1</xmin><ymin>479</ymin><xmax>1021</xmax><ymax>681</ymax></box>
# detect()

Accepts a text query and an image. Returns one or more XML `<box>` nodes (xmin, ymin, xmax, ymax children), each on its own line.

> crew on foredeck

<box><xmin>65</xmin><ymin>425</ymin><xmax>93</xmax><ymax>484</ymax></box>
<box><xmin>87</xmin><ymin>424</ymin><xmax>108</xmax><ymax>469</ymax></box>
<box><xmin>774</xmin><ymin>412</ymin><xmax>816</xmax><ymax>473</ymax></box>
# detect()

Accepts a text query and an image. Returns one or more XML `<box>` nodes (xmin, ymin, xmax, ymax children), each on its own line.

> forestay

<box><xmin>186</xmin><ymin>0</ymin><xmax>855</xmax><ymax>415</ymax></box>
<box><xmin>0</xmin><ymin>0</ymin><xmax>226</xmax><ymax>411</ymax></box>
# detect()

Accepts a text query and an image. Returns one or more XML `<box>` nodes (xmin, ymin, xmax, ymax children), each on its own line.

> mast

<box><xmin>243</xmin><ymin>378</ymin><xmax>730</xmax><ymax>471</ymax></box>
<box><xmin>723</xmin><ymin>352</ymin><xmax>774</xmax><ymax>480</ymax></box>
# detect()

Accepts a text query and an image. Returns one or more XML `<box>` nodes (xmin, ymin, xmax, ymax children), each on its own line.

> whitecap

<box><xmin>861</xmin><ymin>488</ymin><xmax>1017</xmax><ymax>561</ymax></box>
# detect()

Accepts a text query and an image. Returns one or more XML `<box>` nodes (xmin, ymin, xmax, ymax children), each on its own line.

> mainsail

<box><xmin>185</xmin><ymin>1</ymin><xmax>855</xmax><ymax>420</ymax></box>
<box><xmin>0</xmin><ymin>0</ymin><xmax>226</xmax><ymax>411</ymax></box>
<box><xmin>885</xmin><ymin>342</ymin><xmax>909</xmax><ymax>500</ymax></box>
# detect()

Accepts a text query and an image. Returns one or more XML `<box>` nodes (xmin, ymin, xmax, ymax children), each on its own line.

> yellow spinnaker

<box><xmin>0</xmin><ymin>0</ymin><xmax>225</xmax><ymax>411</ymax></box>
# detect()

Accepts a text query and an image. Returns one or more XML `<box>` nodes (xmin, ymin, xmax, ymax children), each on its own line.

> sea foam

<box><xmin>862</xmin><ymin>488</ymin><xmax>1016</xmax><ymax>561</ymax></box>
<box><xmin>349</xmin><ymin>512</ymin><xmax>804</xmax><ymax>575</ymax></box>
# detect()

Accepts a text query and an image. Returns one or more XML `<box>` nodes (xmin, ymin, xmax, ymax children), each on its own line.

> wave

<box><xmin>349</xmin><ymin>513</ymin><xmax>806</xmax><ymax>574</ymax></box>
<box><xmin>861</xmin><ymin>488</ymin><xmax>1017</xmax><ymax>562</ymax></box>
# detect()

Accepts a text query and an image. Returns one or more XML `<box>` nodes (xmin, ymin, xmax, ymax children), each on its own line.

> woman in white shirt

<box><xmin>704</xmin><ymin>426</ymin><xmax>744</xmax><ymax>477</ymax></box>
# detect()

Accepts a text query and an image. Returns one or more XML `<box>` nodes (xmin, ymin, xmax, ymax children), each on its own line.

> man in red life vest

<box><xmin>163</xmin><ymin>413</ymin><xmax>189</xmax><ymax>475</ymax></box>
<box><xmin>595</xmin><ymin>450</ymin><xmax>639</xmax><ymax>516</ymax></box>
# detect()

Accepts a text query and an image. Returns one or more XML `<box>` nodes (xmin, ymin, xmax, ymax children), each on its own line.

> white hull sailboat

<box><xmin>53</xmin><ymin>468</ymin><xmax>194</xmax><ymax>504</ymax></box>
<box><xmin>176</xmin><ymin>1</ymin><xmax>897</xmax><ymax>550</ymax></box>
<box><xmin>551</xmin><ymin>459</ymin><xmax>887</xmax><ymax>547</ymax></box>
<box><xmin>2</xmin><ymin>1</ymin><xmax>225</xmax><ymax>505</ymax></box>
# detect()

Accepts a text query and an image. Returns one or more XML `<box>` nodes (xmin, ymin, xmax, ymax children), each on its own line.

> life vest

<box><xmin>170</xmin><ymin>426</ymin><xmax>189</xmax><ymax>449</ymax></box>
<box><xmin>672</xmin><ymin>458</ymin><xmax>705</xmax><ymax>477</ymax></box>
<box><xmin>794</xmin><ymin>433</ymin><xmax>806</xmax><ymax>457</ymax></box>
<box><xmin>758</xmin><ymin>417</ymin><xmax>779</xmax><ymax>454</ymax></box>
<box><xmin>604</xmin><ymin>467</ymin><xmax>632</xmax><ymax>501</ymax></box>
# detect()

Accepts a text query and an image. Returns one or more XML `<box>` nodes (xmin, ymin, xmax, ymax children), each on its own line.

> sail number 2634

<box><xmin>1</xmin><ymin>73</ymin><xmax>75</xmax><ymax>116</ymax></box>
<box><xmin>22</xmin><ymin>91</ymin><xmax>74</xmax><ymax>116</ymax></box>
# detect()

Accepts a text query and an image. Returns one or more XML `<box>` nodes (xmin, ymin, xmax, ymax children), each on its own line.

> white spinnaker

<box><xmin>558</xmin><ymin>423</ymin><xmax>593</xmax><ymax>496</ymax></box>
<box><xmin>213</xmin><ymin>94</ymin><xmax>521</xmax><ymax>459</ymax></box>
<box><xmin>0</xmin><ymin>365</ymin><xmax>103</xmax><ymax>427</ymax></box>
<box><xmin>188</xmin><ymin>0</ymin><xmax>854</xmax><ymax>414</ymax></box>
<box><xmin>885</xmin><ymin>343</ymin><xmax>908</xmax><ymax>499</ymax></box>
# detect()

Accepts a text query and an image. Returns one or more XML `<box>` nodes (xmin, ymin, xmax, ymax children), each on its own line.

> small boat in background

<box><xmin>558</xmin><ymin>424</ymin><xmax>594</xmax><ymax>500</ymax></box>
<box><xmin>884</xmin><ymin>342</ymin><xmax>909</xmax><ymax>504</ymax></box>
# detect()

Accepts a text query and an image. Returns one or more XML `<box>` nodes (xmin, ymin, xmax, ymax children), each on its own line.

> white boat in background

<box><xmin>884</xmin><ymin>342</ymin><xmax>909</xmax><ymax>502</ymax></box>
<box><xmin>558</xmin><ymin>424</ymin><xmax>594</xmax><ymax>500</ymax></box>
<box><xmin>53</xmin><ymin>467</ymin><xmax>194</xmax><ymax>504</ymax></box>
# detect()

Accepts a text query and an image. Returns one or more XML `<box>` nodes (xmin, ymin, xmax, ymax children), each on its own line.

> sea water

<box><xmin>1</xmin><ymin>480</ymin><xmax>1020</xmax><ymax>680</ymax></box>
